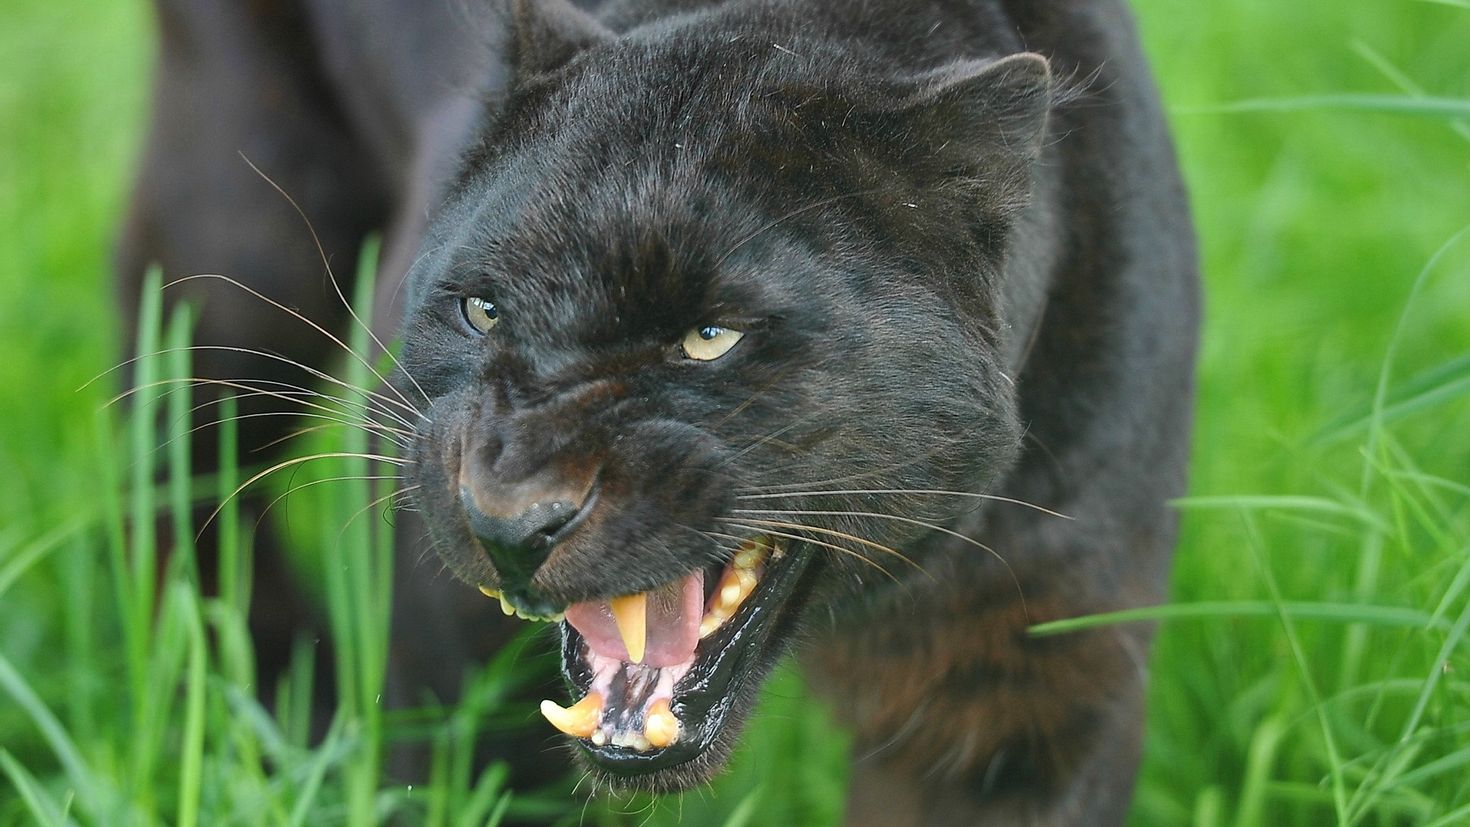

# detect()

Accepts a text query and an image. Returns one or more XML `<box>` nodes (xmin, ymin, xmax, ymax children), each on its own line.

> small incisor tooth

<box><xmin>608</xmin><ymin>592</ymin><xmax>648</xmax><ymax>663</ymax></box>
<box><xmin>498</xmin><ymin>594</ymin><xmax>516</xmax><ymax>616</ymax></box>
<box><xmin>644</xmin><ymin>698</ymin><xmax>679</xmax><ymax>749</ymax></box>
<box><xmin>478</xmin><ymin>585</ymin><xmax>501</xmax><ymax>599</ymax></box>
<box><xmin>540</xmin><ymin>693</ymin><xmax>603</xmax><ymax>739</ymax></box>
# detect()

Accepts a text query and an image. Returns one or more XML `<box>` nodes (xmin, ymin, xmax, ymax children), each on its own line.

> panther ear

<box><xmin>507</xmin><ymin>0</ymin><xmax>613</xmax><ymax>83</ymax></box>
<box><xmin>869</xmin><ymin>52</ymin><xmax>1054</xmax><ymax>186</ymax></box>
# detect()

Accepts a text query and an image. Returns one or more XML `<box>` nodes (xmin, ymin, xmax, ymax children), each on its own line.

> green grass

<box><xmin>2</xmin><ymin>0</ymin><xmax>1469</xmax><ymax>823</ymax></box>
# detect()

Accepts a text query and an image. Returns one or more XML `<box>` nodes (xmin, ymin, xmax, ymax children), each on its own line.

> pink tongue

<box><xmin>565</xmin><ymin>572</ymin><xmax>704</xmax><ymax>668</ymax></box>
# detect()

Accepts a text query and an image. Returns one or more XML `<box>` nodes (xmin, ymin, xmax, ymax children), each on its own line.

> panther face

<box><xmin>396</xmin><ymin>5</ymin><xmax>1047</xmax><ymax>790</ymax></box>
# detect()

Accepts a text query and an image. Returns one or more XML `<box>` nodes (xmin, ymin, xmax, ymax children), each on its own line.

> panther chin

<box><xmin>478</xmin><ymin>536</ymin><xmax>818</xmax><ymax>789</ymax></box>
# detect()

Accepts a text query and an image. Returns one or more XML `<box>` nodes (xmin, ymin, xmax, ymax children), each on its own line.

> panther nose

<box><xmin>459</xmin><ymin>487</ymin><xmax>580</xmax><ymax>587</ymax></box>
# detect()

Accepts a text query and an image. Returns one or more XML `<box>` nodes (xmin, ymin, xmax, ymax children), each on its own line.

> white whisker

<box><xmin>168</xmin><ymin>411</ymin><xmax>411</xmax><ymax>456</ymax></box>
<box><xmin>731</xmin><ymin>507</ymin><xmax>1027</xmax><ymax>616</ymax></box>
<box><xmin>239</xmin><ymin>153</ymin><xmax>433</xmax><ymax>408</ymax></box>
<box><xmin>258</xmin><ymin>475</ymin><xmax>407</xmax><ymax>523</ymax></box>
<box><xmin>737</xmin><ymin>489</ymin><xmax>1072</xmax><ymax>520</ymax></box>
<box><xmin>166</xmin><ymin>272</ymin><xmax>427</xmax><ymax>420</ymax></box>
<box><xmin>200</xmin><ymin>451</ymin><xmax>410</xmax><ymax>539</ymax></box>
<box><xmin>114</xmin><ymin>376</ymin><xmax>418</xmax><ymax>432</ymax></box>
<box><xmin>85</xmin><ymin>344</ymin><xmax>423</xmax><ymax>422</ymax></box>
<box><xmin>718</xmin><ymin>519</ymin><xmax>900</xmax><ymax>581</ymax></box>
<box><xmin>337</xmin><ymin>483</ymin><xmax>418</xmax><ymax>539</ymax></box>
<box><xmin>723</xmin><ymin>515</ymin><xmax>928</xmax><ymax>576</ymax></box>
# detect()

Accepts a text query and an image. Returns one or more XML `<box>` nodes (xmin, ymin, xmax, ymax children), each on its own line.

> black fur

<box><xmin>119</xmin><ymin>0</ymin><xmax>1197</xmax><ymax>823</ymax></box>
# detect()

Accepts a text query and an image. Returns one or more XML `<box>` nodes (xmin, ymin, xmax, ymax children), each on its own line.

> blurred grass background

<box><xmin>2</xmin><ymin>0</ymin><xmax>1468</xmax><ymax>824</ymax></box>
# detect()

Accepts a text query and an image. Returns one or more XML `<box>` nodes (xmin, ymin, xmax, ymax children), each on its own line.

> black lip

<box><xmin>557</xmin><ymin>541</ymin><xmax>819</xmax><ymax>775</ymax></box>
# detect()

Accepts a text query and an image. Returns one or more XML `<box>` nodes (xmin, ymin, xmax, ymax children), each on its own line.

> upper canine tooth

<box><xmin>644</xmin><ymin>698</ymin><xmax>680</xmax><ymax>749</ymax></box>
<box><xmin>701</xmin><ymin>603</ymin><xmax>731</xmax><ymax>636</ymax></box>
<box><xmin>608</xmin><ymin>593</ymin><xmax>648</xmax><ymax>664</ymax></box>
<box><xmin>699</xmin><ymin>617</ymin><xmax>720</xmax><ymax>638</ymax></box>
<box><xmin>719</xmin><ymin>581</ymin><xmax>742</xmax><ymax>607</ymax></box>
<box><xmin>733</xmin><ymin>539</ymin><xmax>767</xmax><ymax>570</ymax></box>
<box><xmin>540</xmin><ymin>693</ymin><xmax>603</xmax><ymax>739</ymax></box>
<box><xmin>735</xmin><ymin>569</ymin><xmax>758</xmax><ymax>593</ymax></box>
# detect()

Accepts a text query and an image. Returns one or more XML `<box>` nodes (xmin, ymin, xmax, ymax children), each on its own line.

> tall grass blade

<box><xmin>1351</xmin><ymin>41</ymin><xmax>1470</xmax><ymax>143</ymax></box>
<box><xmin>286</xmin><ymin>715</ymin><xmax>350</xmax><ymax>827</ymax></box>
<box><xmin>174</xmin><ymin>586</ymin><xmax>208</xmax><ymax>827</ymax></box>
<box><xmin>1424</xmin><ymin>801</ymin><xmax>1470</xmax><ymax>827</ymax></box>
<box><xmin>1029</xmin><ymin>601</ymin><xmax>1440</xmax><ymax>637</ymax></box>
<box><xmin>1358</xmin><ymin>226</ymin><xmax>1470</xmax><ymax>498</ymax></box>
<box><xmin>165</xmin><ymin>306</ymin><xmax>196</xmax><ymax>582</ymax></box>
<box><xmin>1233</xmin><ymin>716</ymin><xmax>1286</xmax><ymax>827</ymax></box>
<box><xmin>1186</xmin><ymin>95</ymin><xmax>1470</xmax><ymax>118</ymax></box>
<box><xmin>1171</xmin><ymin>495</ymin><xmax>1389</xmax><ymax>532</ymax></box>
<box><xmin>1313</xmin><ymin>358</ymin><xmax>1470</xmax><ymax>444</ymax></box>
<box><xmin>124</xmin><ymin>267</ymin><xmax>163</xmax><ymax>819</ymax></box>
<box><xmin>0</xmin><ymin>652</ymin><xmax>105</xmax><ymax>819</ymax></box>
<box><xmin>1241</xmin><ymin>513</ymin><xmax>1350</xmax><ymax>822</ymax></box>
<box><xmin>0</xmin><ymin>517</ymin><xmax>88</xmax><ymax>598</ymax></box>
<box><xmin>0</xmin><ymin>750</ymin><xmax>76</xmax><ymax>827</ymax></box>
<box><xmin>719</xmin><ymin>787</ymin><xmax>764</xmax><ymax>827</ymax></box>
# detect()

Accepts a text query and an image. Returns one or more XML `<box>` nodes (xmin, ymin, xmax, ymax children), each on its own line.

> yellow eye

<box><xmin>462</xmin><ymin>297</ymin><xmax>499</xmax><ymax>334</ymax></box>
<box><xmin>681</xmin><ymin>325</ymin><xmax>744</xmax><ymax>361</ymax></box>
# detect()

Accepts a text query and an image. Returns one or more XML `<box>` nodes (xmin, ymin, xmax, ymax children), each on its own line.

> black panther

<box><xmin>117</xmin><ymin>0</ymin><xmax>1198</xmax><ymax>824</ymax></box>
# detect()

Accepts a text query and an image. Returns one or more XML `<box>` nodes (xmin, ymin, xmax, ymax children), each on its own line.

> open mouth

<box><xmin>481</xmin><ymin>534</ymin><xmax>816</xmax><ymax>775</ymax></box>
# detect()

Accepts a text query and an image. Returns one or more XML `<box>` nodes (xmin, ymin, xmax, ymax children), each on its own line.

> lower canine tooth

<box><xmin>540</xmin><ymin>693</ymin><xmax>603</xmax><ymax>739</ymax></box>
<box><xmin>644</xmin><ymin>699</ymin><xmax>679</xmax><ymax>749</ymax></box>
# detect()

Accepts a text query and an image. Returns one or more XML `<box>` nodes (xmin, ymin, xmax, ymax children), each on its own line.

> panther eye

<box><xmin>461</xmin><ymin>296</ymin><xmax>499</xmax><ymax>335</ymax></box>
<box><xmin>680</xmin><ymin>325</ymin><xmax>744</xmax><ymax>361</ymax></box>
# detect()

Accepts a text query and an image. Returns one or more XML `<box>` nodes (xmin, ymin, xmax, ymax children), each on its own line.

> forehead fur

<box><xmin>422</xmin><ymin>35</ymin><xmax>859</xmax><ymax>338</ymax></box>
<box><xmin>409</xmin><ymin>4</ymin><xmax>1050</xmax><ymax>348</ymax></box>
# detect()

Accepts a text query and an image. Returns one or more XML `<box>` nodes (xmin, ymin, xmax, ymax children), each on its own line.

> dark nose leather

<box><xmin>459</xmin><ymin>487</ymin><xmax>579</xmax><ymax>587</ymax></box>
